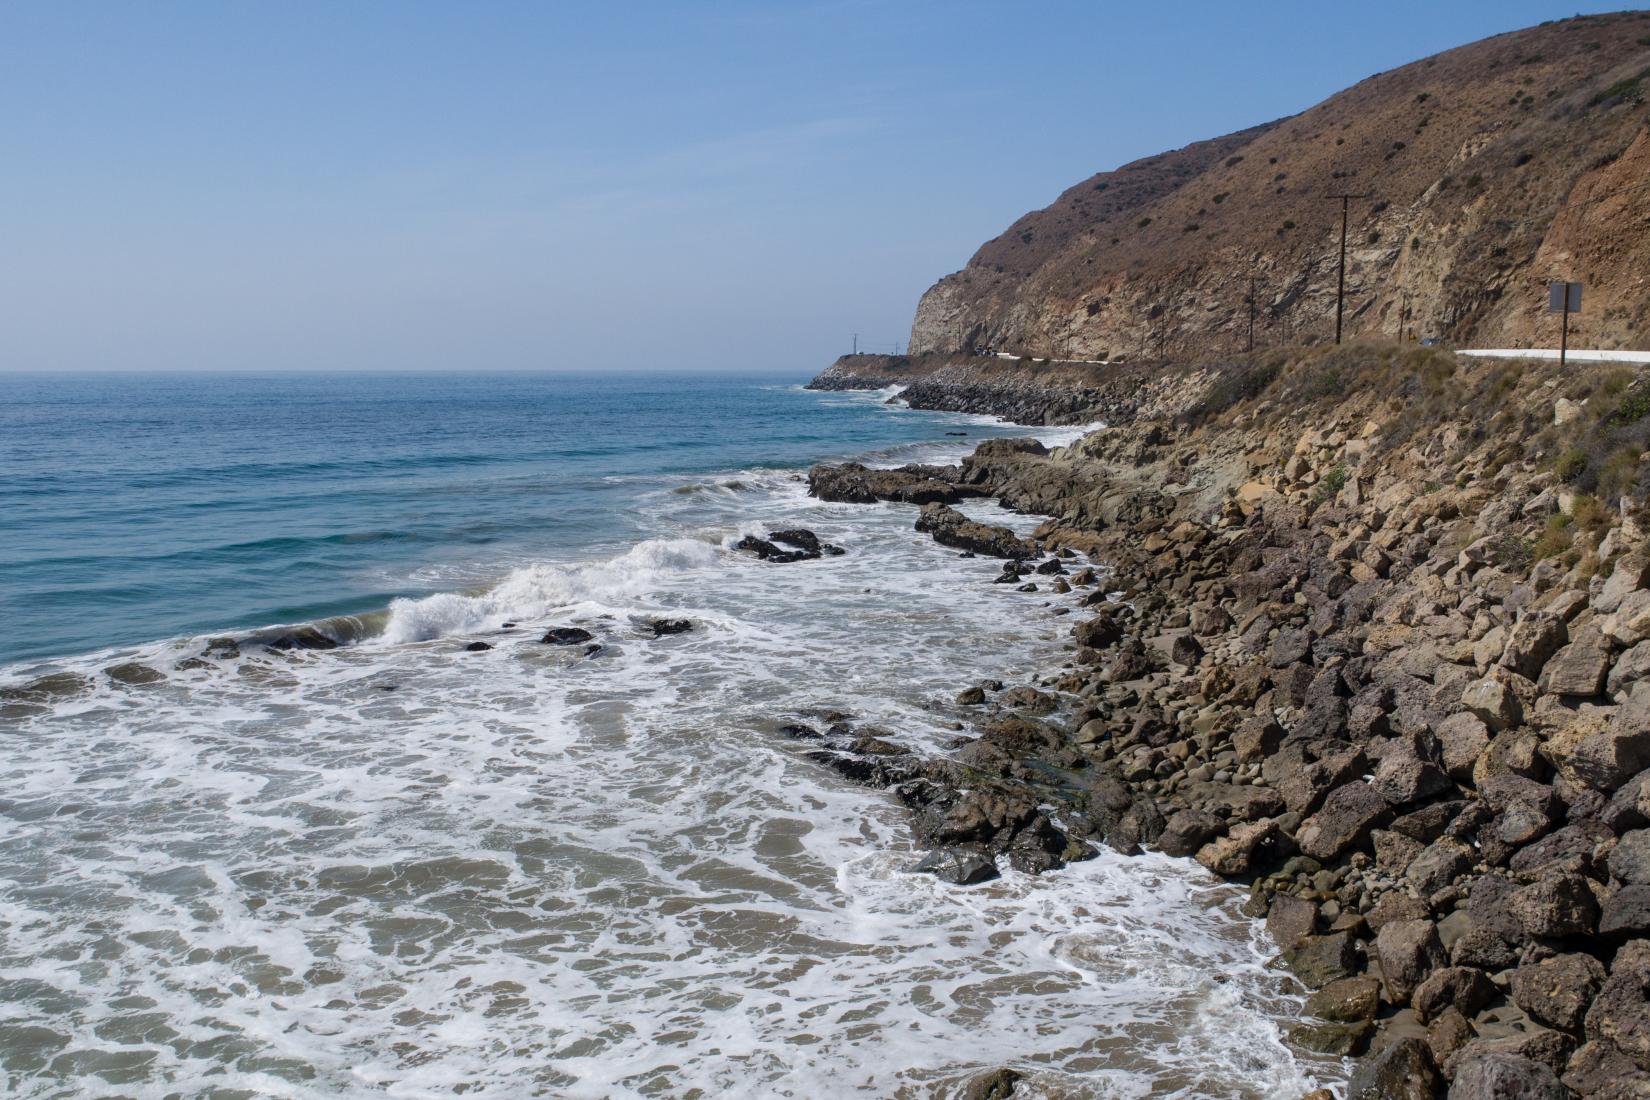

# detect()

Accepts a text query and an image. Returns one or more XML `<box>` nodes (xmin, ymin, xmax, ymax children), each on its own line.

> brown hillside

<box><xmin>910</xmin><ymin>11</ymin><xmax>1650</xmax><ymax>361</ymax></box>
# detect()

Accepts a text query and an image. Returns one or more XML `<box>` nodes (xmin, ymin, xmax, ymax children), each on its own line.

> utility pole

<box><xmin>1246</xmin><ymin>276</ymin><xmax>1259</xmax><ymax>353</ymax></box>
<box><xmin>1328</xmin><ymin>191</ymin><xmax>1369</xmax><ymax>344</ymax></box>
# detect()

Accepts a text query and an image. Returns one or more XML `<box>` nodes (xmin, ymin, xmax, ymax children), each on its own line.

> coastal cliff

<box><xmin>807</xmin><ymin>343</ymin><xmax>1650</xmax><ymax>1097</ymax></box>
<box><xmin>904</xmin><ymin>12</ymin><xmax>1650</xmax><ymax>362</ymax></box>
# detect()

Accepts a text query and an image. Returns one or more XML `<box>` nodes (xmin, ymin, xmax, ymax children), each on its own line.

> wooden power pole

<box><xmin>1328</xmin><ymin>192</ymin><xmax>1369</xmax><ymax>344</ymax></box>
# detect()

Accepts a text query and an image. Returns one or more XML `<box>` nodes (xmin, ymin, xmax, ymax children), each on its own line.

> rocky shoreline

<box><xmin>801</xmin><ymin>343</ymin><xmax>1650</xmax><ymax>1100</ymax></box>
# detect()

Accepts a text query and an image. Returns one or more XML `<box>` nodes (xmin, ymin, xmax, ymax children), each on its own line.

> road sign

<box><xmin>1548</xmin><ymin>282</ymin><xmax>1583</xmax><ymax>313</ymax></box>
<box><xmin>1548</xmin><ymin>281</ymin><xmax>1583</xmax><ymax>367</ymax></box>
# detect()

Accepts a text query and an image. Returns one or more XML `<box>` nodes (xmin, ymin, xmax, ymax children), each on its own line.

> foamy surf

<box><xmin>0</xmin><ymin>387</ymin><xmax>1340</xmax><ymax>1099</ymax></box>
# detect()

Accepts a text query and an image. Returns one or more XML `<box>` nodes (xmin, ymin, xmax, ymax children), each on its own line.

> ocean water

<box><xmin>0</xmin><ymin>372</ymin><xmax>1341</xmax><ymax>1098</ymax></box>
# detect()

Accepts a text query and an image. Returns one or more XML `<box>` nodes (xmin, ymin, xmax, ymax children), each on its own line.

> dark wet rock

<box><xmin>1450</xmin><ymin>1053</ymin><xmax>1567</xmax><ymax>1100</ymax></box>
<box><xmin>1306</xmin><ymin>976</ymin><xmax>1381</xmax><ymax>1022</ymax></box>
<box><xmin>265</xmin><ymin>626</ymin><xmax>339</xmax><ymax>651</ymax></box>
<box><xmin>734</xmin><ymin>535</ymin><xmax>818</xmax><ymax>563</ymax></box>
<box><xmin>1512</xmin><ymin>952</ymin><xmax>1606</xmax><ymax>1033</ymax></box>
<box><xmin>0</xmin><ymin>672</ymin><xmax>93</xmax><ymax>708</ymax></box>
<box><xmin>463</xmin><ymin>641</ymin><xmax>493</xmax><ymax>652</ymax></box>
<box><xmin>1267</xmin><ymin>894</ymin><xmax>1320</xmax><ymax>950</ymax></box>
<box><xmin>1158</xmin><ymin>808</ymin><xmax>1228</xmax><ymax>858</ymax></box>
<box><xmin>105</xmin><ymin>662</ymin><xmax>165</xmax><ymax>685</ymax></box>
<box><xmin>1283</xmin><ymin>930</ymin><xmax>1359</xmax><ymax>988</ymax></box>
<box><xmin>1072</xmin><ymin>612</ymin><xmax>1125</xmax><ymax>650</ymax></box>
<box><xmin>960</xmin><ymin>1067</ymin><xmax>1021</xmax><ymax>1100</ymax></box>
<box><xmin>997</xmin><ymin>686</ymin><xmax>1058</xmax><ymax>715</ymax></box>
<box><xmin>645</xmin><ymin>618</ymin><xmax>695</xmax><ymax>637</ymax></box>
<box><xmin>807</xmin><ymin>462</ymin><xmax>979</xmax><ymax>505</ymax></box>
<box><xmin>956</xmin><ymin>686</ymin><xmax>986</xmax><ymax>706</ymax></box>
<box><xmin>1345</xmin><ymin>1037</ymin><xmax>1441</xmax><ymax>1100</ymax></box>
<box><xmin>542</xmin><ymin>627</ymin><xmax>595</xmax><ymax>645</ymax></box>
<box><xmin>769</xmin><ymin>529</ymin><xmax>844</xmax><ymax>556</ymax></box>
<box><xmin>914</xmin><ymin>783</ymin><xmax>1039</xmax><ymax>849</ymax></box>
<box><xmin>911</xmin><ymin>848</ymin><xmax>998</xmax><ymax>885</ymax></box>
<box><xmin>915</xmin><ymin>503</ymin><xmax>1038</xmax><ymax>560</ymax></box>
<box><xmin>1291</xmin><ymin>1018</ymin><xmax>1374</xmax><ymax>1056</ymax></box>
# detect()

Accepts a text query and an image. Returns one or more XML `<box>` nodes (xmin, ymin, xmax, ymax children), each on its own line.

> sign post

<box><xmin>1548</xmin><ymin>282</ymin><xmax>1583</xmax><ymax>368</ymax></box>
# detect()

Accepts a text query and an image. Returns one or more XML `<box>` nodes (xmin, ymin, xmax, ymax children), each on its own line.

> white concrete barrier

<box><xmin>1459</xmin><ymin>348</ymin><xmax>1650</xmax><ymax>364</ymax></box>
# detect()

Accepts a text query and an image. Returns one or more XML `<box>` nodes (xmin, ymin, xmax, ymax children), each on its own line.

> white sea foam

<box><xmin>378</xmin><ymin>536</ymin><xmax>726</xmax><ymax>645</ymax></box>
<box><xmin>0</xmin><ymin>439</ymin><xmax>1340</xmax><ymax>1099</ymax></box>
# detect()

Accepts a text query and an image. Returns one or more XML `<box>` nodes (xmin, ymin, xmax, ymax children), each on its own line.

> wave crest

<box><xmin>379</xmin><ymin>536</ymin><xmax>724</xmax><ymax>644</ymax></box>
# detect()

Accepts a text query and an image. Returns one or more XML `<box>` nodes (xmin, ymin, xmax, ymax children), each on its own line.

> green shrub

<box><xmin>1533</xmin><ymin>513</ymin><xmax>1574</xmax><ymax>560</ymax></box>
<box><xmin>1555</xmin><ymin>447</ymin><xmax>1589</xmax><ymax>480</ymax></box>
<box><xmin>1611</xmin><ymin>382</ymin><xmax>1650</xmax><ymax>425</ymax></box>
<box><xmin>1188</xmin><ymin>360</ymin><xmax>1283</xmax><ymax>420</ymax></box>
<box><xmin>1313</xmin><ymin>464</ymin><xmax>1349</xmax><ymax>503</ymax></box>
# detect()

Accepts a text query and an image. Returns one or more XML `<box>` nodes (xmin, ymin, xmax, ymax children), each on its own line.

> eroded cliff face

<box><xmin>909</xmin><ymin>12</ymin><xmax>1650</xmax><ymax>362</ymax></box>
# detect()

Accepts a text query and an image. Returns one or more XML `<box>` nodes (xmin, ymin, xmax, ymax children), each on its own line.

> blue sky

<box><xmin>0</xmin><ymin>1</ymin><xmax>1626</xmax><ymax>372</ymax></box>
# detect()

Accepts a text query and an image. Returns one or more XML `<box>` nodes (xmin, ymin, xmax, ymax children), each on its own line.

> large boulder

<box><xmin>808</xmin><ymin>461</ymin><xmax>976</xmax><ymax>505</ymax></box>
<box><xmin>1584</xmin><ymin>941</ymin><xmax>1650</xmax><ymax>1070</ymax></box>
<box><xmin>1195</xmin><ymin>818</ymin><xmax>1288</xmax><ymax>876</ymax></box>
<box><xmin>1500</xmin><ymin>612</ymin><xmax>1568</xmax><ymax>681</ymax></box>
<box><xmin>1413</xmin><ymin>966</ymin><xmax>1494</xmax><ymax>1024</ymax></box>
<box><xmin>1462</xmin><ymin>678</ymin><xmax>1523</xmax><ymax>731</ymax></box>
<box><xmin>1157</xmin><ymin>808</ymin><xmax>1226</xmax><ymax>858</ymax></box>
<box><xmin>1266</xmin><ymin>894</ymin><xmax>1319</xmax><ymax>950</ymax></box>
<box><xmin>1408</xmin><ymin>838</ymin><xmax>1474</xmax><ymax>896</ymax></box>
<box><xmin>1346</xmin><ymin>1037</ymin><xmax>1442</xmax><ymax>1100</ymax></box>
<box><xmin>1306</xmin><ymin>976</ymin><xmax>1381</xmax><ymax>1022</ymax></box>
<box><xmin>1513</xmin><ymin>952</ymin><xmax>1607</xmax><ymax>1033</ymax></box>
<box><xmin>1449</xmin><ymin>1053</ymin><xmax>1566</xmax><ymax>1100</ymax></box>
<box><xmin>1547</xmin><ymin>703</ymin><xmax>1650</xmax><ymax>792</ymax></box>
<box><xmin>1376</xmin><ymin>918</ymin><xmax>1449</xmax><ymax>1005</ymax></box>
<box><xmin>1284</xmin><ymin>930</ymin><xmax>1360</xmax><ymax>988</ymax></box>
<box><xmin>1298</xmin><ymin>781</ymin><xmax>1392</xmax><ymax>861</ymax></box>
<box><xmin>1597</xmin><ymin>554</ymin><xmax>1650</xmax><ymax>615</ymax></box>
<box><xmin>1437</xmin><ymin>713</ymin><xmax>1492</xmax><ymax>780</ymax></box>
<box><xmin>1373</xmin><ymin>743</ymin><xmax>1452</xmax><ymax>807</ymax></box>
<box><xmin>914</xmin><ymin>503</ymin><xmax>1038</xmax><ymax>559</ymax></box>
<box><xmin>1511</xmin><ymin>872</ymin><xmax>1601</xmax><ymax>939</ymax></box>
<box><xmin>1540</xmin><ymin>624</ymin><xmax>1614</xmax><ymax>698</ymax></box>
<box><xmin>1601</xmin><ymin>884</ymin><xmax>1650</xmax><ymax>937</ymax></box>
<box><xmin>1611</xmin><ymin>830</ymin><xmax>1650</xmax><ymax>885</ymax></box>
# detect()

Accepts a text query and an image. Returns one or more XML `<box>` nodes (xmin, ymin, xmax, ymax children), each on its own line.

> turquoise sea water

<box><xmin>0</xmin><ymin>371</ymin><xmax>1033</xmax><ymax>667</ymax></box>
